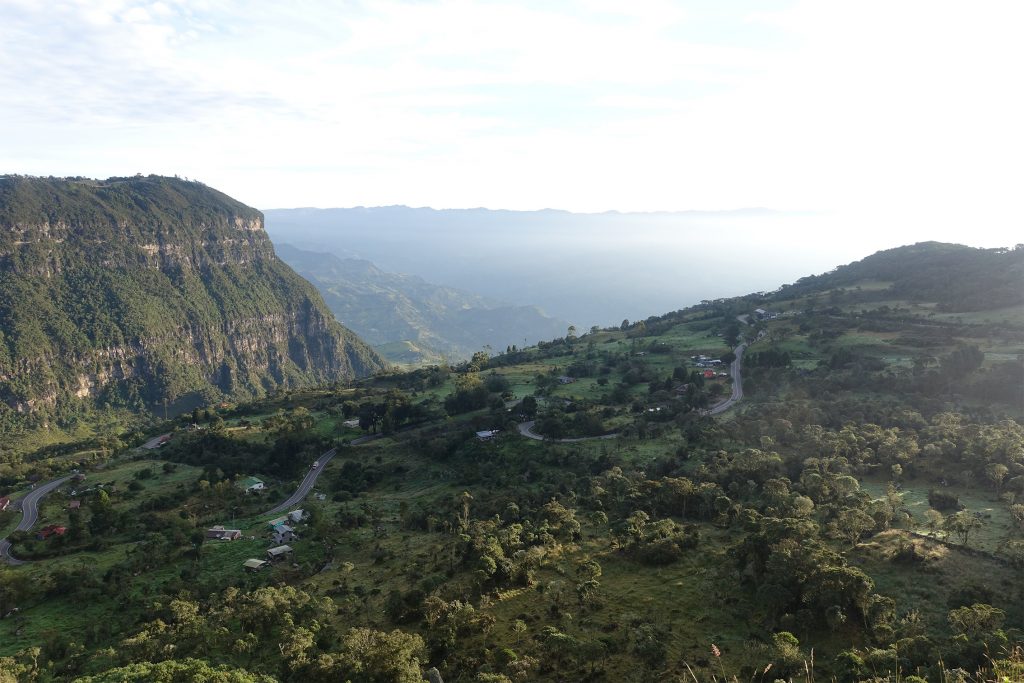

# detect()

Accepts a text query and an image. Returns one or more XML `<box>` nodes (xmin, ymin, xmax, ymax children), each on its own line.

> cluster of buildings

<box><xmin>267</xmin><ymin>509</ymin><xmax>304</xmax><ymax>544</ymax></box>
<box><xmin>205</xmin><ymin>508</ymin><xmax>306</xmax><ymax>573</ymax></box>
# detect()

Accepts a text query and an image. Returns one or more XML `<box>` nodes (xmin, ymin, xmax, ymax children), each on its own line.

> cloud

<box><xmin>0</xmin><ymin>0</ymin><xmax>295</xmax><ymax>126</ymax></box>
<box><xmin>1</xmin><ymin>0</ymin><xmax>1022</xmax><ymax>250</ymax></box>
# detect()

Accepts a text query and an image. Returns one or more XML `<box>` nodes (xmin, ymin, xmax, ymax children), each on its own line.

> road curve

<box><xmin>707</xmin><ymin>343</ymin><xmax>746</xmax><ymax>415</ymax></box>
<box><xmin>517</xmin><ymin>421</ymin><xmax>618</xmax><ymax>443</ymax></box>
<box><xmin>1</xmin><ymin>475</ymin><xmax>72</xmax><ymax>565</ymax></box>
<box><xmin>264</xmin><ymin>449</ymin><xmax>337</xmax><ymax>516</ymax></box>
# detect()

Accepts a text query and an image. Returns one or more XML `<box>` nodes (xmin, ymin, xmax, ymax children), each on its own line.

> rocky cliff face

<box><xmin>0</xmin><ymin>175</ymin><xmax>386</xmax><ymax>419</ymax></box>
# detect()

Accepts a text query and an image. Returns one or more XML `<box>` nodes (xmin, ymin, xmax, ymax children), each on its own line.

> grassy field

<box><xmin>1</xmin><ymin>409</ymin><xmax>142</xmax><ymax>459</ymax></box>
<box><xmin>854</xmin><ymin>530</ymin><xmax>1023</xmax><ymax>631</ymax></box>
<box><xmin>861</xmin><ymin>477</ymin><xmax>1018</xmax><ymax>555</ymax></box>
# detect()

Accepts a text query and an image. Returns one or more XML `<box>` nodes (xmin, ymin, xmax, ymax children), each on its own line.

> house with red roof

<box><xmin>37</xmin><ymin>525</ymin><xmax>67</xmax><ymax>540</ymax></box>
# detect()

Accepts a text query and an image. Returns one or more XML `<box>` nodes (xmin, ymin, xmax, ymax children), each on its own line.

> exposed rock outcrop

<box><xmin>0</xmin><ymin>175</ymin><xmax>387</xmax><ymax>419</ymax></box>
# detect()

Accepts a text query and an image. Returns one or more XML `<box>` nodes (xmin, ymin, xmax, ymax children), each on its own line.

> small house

<box><xmin>287</xmin><ymin>510</ymin><xmax>305</xmax><ymax>524</ymax></box>
<box><xmin>0</xmin><ymin>496</ymin><xmax>10</xmax><ymax>512</ymax></box>
<box><xmin>206</xmin><ymin>526</ymin><xmax>242</xmax><ymax>541</ymax></box>
<box><xmin>71</xmin><ymin>473</ymin><xmax>86</xmax><ymax>483</ymax></box>
<box><xmin>342</xmin><ymin>418</ymin><xmax>360</xmax><ymax>428</ymax></box>
<box><xmin>37</xmin><ymin>525</ymin><xmax>66</xmax><ymax>540</ymax></box>
<box><xmin>67</xmin><ymin>500</ymin><xmax>81</xmax><ymax>510</ymax></box>
<box><xmin>475</xmin><ymin>430</ymin><xmax>499</xmax><ymax>441</ymax></box>
<box><xmin>243</xmin><ymin>558</ymin><xmax>269</xmax><ymax>572</ymax></box>
<box><xmin>703</xmin><ymin>369</ymin><xmax>715</xmax><ymax>379</ymax></box>
<box><xmin>238</xmin><ymin>477</ymin><xmax>265</xmax><ymax>494</ymax></box>
<box><xmin>272</xmin><ymin>525</ymin><xmax>296</xmax><ymax>544</ymax></box>
<box><xmin>557</xmin><ymin>376</ymin><xmax>576</xmax><ymax>384</ymax></box>
<box><xmin>267</xmin><ymin>516</ymin><xmax>289</xmax><ymax>530</ymax></box>
<box><xmin>266</xmin><ymin>545</ymin><xmax>294</xmax><ymax>562</ymax></box>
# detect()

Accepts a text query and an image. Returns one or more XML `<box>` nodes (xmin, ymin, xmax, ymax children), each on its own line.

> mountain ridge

<box><xmin>0</xmin><ymin>175</ymin><xmax>386</xmax><ymax>428</ymax></box>
<box><xmin>275</xmin><ymin>243</ymin><xmax>569</xmax><ymax>364</ymax></box>
<box><xmin>775</xmin><ymin>241</ymin><xmax>1024</xmax><ymax>311</ymax></box>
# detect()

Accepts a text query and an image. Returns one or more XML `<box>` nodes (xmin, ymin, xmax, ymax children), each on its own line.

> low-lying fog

<box><xmin>263</xmin><ymin>207</ymin><xmax>928</xmax><ymax>328</ymax></box>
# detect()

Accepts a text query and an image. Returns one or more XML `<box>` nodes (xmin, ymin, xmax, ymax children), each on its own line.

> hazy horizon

<box><xmin>4</xmin><ymin>1</ymin><xmax>1023</xmax><ymax>253</ymax></box>
<box><xmin>264</xmin><ymin>205</ymin><xmax>980</xmax><ymax>329</ymax></box>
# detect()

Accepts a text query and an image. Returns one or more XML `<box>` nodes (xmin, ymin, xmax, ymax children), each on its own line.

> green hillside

<box><xmin>373</xmin><ymin>340</ymin><xmax>448</xmax><ymax>368</ymax></box>
<box><xmin>0</xmin><ymin>242</ymin><xmax>1022</xmax><ymax>682</ymax></box>
<box><xmin>0</xmin><ymin>176</ymin><xmax>386</xmax><ymax>449</ymax></box>
<box><xmin>775</xmin><ymin>242</ymin><xmax>1024</xmax><ymax>311</ymax></box>
<box><xmin>275</xmin><ymin>243</ymin><xmax>570</xmax><ymax>364</ymax></box>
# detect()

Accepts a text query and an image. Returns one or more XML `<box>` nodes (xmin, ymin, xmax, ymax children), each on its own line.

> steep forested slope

<box><xmin>275</xmin><ymin>243</ymin><xmax>569</xmax><ymax>363</ymax></box>
<box><xmin>0</xmin><ymin>176</ymin><xmax>386</xmax><ymax>428</ymax></box>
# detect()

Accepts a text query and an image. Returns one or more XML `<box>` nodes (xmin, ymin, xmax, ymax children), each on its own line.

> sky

<box><xmin>2</xmin><ymin>0</ymin><xmax>1023</xmax><ymax>250</ymax></box>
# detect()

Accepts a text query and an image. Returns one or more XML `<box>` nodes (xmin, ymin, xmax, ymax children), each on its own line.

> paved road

<box><xmin>263</xmin><ymin>428</ymin><xmax>398</xmax><ymax>515</ymax></box>
<box><xmin>265</xmin><ymin>448</ymin><xmax>337</xmax><ymax>516</ymax></box>
<box><xmin>707</xmin><ymin>343</ymin><xmax>746</xmax><ymax>415</ymax></box>
<box><xmin>0</xmin><ymin>475</ymin><xmax>72</xmax><ymax>565</ymax></box>
<box><xmin>517</xmin><ymin>421</ymin><xmax>618</xmax><ymax>443</ymax></box>
<box><xmin>141</xmin><ymin>433</ymin><xmax>171</xmax><ymax>449</ymax></box>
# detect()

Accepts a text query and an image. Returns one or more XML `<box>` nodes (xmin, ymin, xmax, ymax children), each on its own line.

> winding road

<box><xmin>4</xmin><ymin>342</ymin><xmax>749</xmax><ymax>564</ymax></box>
<box><xmin>517</xmin><ymin>421</ymin><xmax>619</xmax><ymax>443</ymax></box>
<box><xmin>265</xmin><ymin>448</ymin><xmax>338</xmax><ymax>516</ymax></box>
<box><xmin>4</xmin><ymin>443</ymin><xmax>346</xmax><ymax>564</ymax></box>
<box><xmin>707</xmin><ymin>342</ymin><xmax>746</xmax><ymax>415</ymax></box>
<box><xmin>263</xmin><ymin>431</ymin><xmax>388</xmax><ymax>515</ymax></box>
<box><xmin>0</xmin><ymin>475</ymin><xmax>72</xmax><ymax>565</ymax></box>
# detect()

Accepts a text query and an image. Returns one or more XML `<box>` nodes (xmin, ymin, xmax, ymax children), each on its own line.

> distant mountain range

<box><xmin>263</xmin><ymin>205</ymin><xmax>847</xmax><ymax>327</ymax></box>
<box><xmin>275</xmin><ymin>243</ymin><xmax>569</xmax><ymax>365</ymax></box>
<box><xmin>0</xmin><ymin>176</ymin><xmax>385</xmax><ymax>427</ymax></box>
